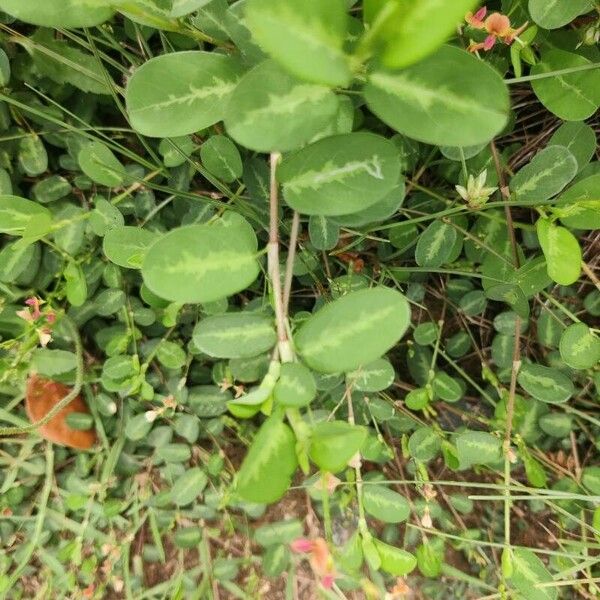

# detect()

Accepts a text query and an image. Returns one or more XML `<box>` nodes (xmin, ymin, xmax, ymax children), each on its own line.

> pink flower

<box><xmin>465</xmin><ymin>6</ymin><xmax>486</xmax><ymax>28</ymax></box>
<box><xmin>25</xmin><ymin>297</ymin><xmax>43</xmax><ymax>320</ymax></box>
<box><xmin>37</xmin><ymin>327</ymin><xmax>52</xmax><ymax>348</ymax></box>
<box><xmin>290</xmin><ymin>538</ymin><xmax>314</xmax><ymax>553</ymax></box>
<box><xmin>321</xmin><ymin>573</ymin><xmax>335</xmax><ymax>589</ymax></box>
<box><xmin>465</xmin><ymin>6</ymin><xmax>528</xmax><ymax>53</ymax></box>
<box><xmin>291</xmin><ymin>537</ymin><xmax>337</xmax><ymax>589</ymax></box>
<box><xmin>16</xmin><ymin>308</ymin><xmax>34</xmax><ymax>323</ymax></box>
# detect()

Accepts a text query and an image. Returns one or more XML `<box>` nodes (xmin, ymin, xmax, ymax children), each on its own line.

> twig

<box><xmin>268</xmin><ymin>153</ymin><xmax>293</xmax><ymax>363</ymax></box>
<box><xmin>581</xmin><ymin>261</ymin><xmax>600</xmax><ymax>292</ymax></box>
<box><xmin>283</xmin><ymin>210</ymin><xmax>300</xmax><ymax>317</ymax></box>
<box><xmin>490</xmin><ymin>141</ymin><xmax>520</xmax><ymax>269</ymax></box>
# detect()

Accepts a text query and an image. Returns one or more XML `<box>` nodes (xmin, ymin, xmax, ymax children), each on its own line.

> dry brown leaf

<box><xmin>25</xmin><ymin>374</ymin><xmax>96</xmax><ymax>450</ymax></box>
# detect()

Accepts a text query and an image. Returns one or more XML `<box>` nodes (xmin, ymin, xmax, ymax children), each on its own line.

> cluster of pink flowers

<box><xmin>465</xmin><ymin>6</ymin><xmax>527</xmax><ymax>53</ymax></box>
<box><xmin>290</xmin><ymin>537</ymin><xmax>336</xmax><ymax>589</ymax></box>
<box><xmin>16</xmin><ymin>297</ymin><xmax>56</xmax><ymax>347</ymax></box>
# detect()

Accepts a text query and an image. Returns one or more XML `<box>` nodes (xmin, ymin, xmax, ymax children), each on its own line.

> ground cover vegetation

<box><xmin>0</xmin><ymin>0</ymin><xmax>599</xmax><ymax>598</ymax></box>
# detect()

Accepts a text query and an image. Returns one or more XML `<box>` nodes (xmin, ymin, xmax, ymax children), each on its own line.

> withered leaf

<box><xmin>25</xmin><ymin>374</ymin><xmax>96</xmax><ymax>450</ymax></box>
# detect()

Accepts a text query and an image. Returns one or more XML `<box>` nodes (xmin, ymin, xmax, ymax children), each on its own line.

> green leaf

<box><xmin>531</xmin><ymin>50</ymin><xmax>600</xmax><ymax>121</ymax></box>
<box><xmin>192</xmin><ymin>313</ymin><xmax>277</xmax><ymax>359</ymax></box>
<box><xmin>415</xmin><ymin>220</ymin><xmax>457</xmax><ymax>268</ymax></box>
<box><xmin>173</xmin><ymin>527</ymin><xmax>202</xmax><ymax>549</ymax></box>
<box><xmin>273</xmin><ymin>362</ymin><xmax>317</xmax><ymax>408</ymax></box>
<box><xmin>510</xmin><ymin>146</ymin><xmax>577</xmax><ymax>203</ymax></box>
<box><xmin>170</xmin><ymin>0</ymin><xmax>213</xmax><ymax>17</ymax></box>
<box><xmin>432</xmin><ymin>372</ymin><xmax>463</xmax><ymax>403</ymax></box>
<box><xmin>517</xmin><ymin>363</ymin><xmax>574</xmax><ymax>404</ymax></box>
<box><xmin>346</xmin><ymin>358</ymin><xmax>395</xmax><ymax>392</ymax></box>
<box><xmin>159</xmin><ymin>136</ymin><xmax>195</xmax><ymax>168</ymax></box>
<box><xmin>156</xmin><ymin>341</ymin><xmax>187</xmax><ymax>369</ymax></box>
<box><xmin>236</xmin><ymin>415</ymin><xmax>298</xmax><ymax>503</ymax></box>
<box><xmin>90</xmin><ymin>197</ymin><xmax>125</xmax><ymax>237</ymax></box>
<box><xmin>156</xmin><ymin>443</ymin><xmax>191</xmax><ymax>463</ymax></box>
<box><xmin>103</xmin><ymin>226</ymin><xmax>159</xmax><ymax>269</ymax></box>
<box><xmin>364</xmin><ymin>45</ymin><xmax>509</xmax><ymax>146</ymax></box>
<box><xmin>33</xmin><ymin>175</ymin><xmax>72</xmax><ymax>204</ymax></box>
<box><xmin>116</xmin><ymin>0</ymin><xmax>179</xmax><ymax>31</ymax></box>
<box><xmin>262</xmin><ymin>544</ymin><xmax>289</xmax><ymax>578</ymax></box>
<box><xmin>30</xmin><ymin>31</ymin><xmax>110</xmax><ymax>95</ymax></box>
<box><xmin>416</xmin><ymin>542</ymin><xmax>443</xmax><ymax>578</ymax></box>
<box><xmin>188</xmin><ymin>385</ymin><xmax>229</xmax><ymax>418</ymax></box>
<box><xmin>333</xmin><ymin>182</ymin><xmax>405</xmax><ymax>228</ymax></box>
<box><xmin>555</xmin><ymin>174</ymin><xmax>600</xmax><ymax>230</ymax></box>
<box><xmin>308</xmin><ymin>215</ymin><xmax>340</xmax><ymax>251</ymax></box>
<box><xmin>373</xmin><ymin>539</ymin><xmax>416</xmax><ymax>576</ymax></box>
<box><xmin>224</xmin><ymin>60</ymin><xmax>339</xmax><ymax>153</ymax></box>
<box><xmin>19</xmin><ymin>135</ymin><xmax>47</xmax><ymax>176</ymax></box>
<box><xmin>126</xmin><ymin>51</ymin><xmax>244</xmax><ymax>137</ymax></box>
<box><xmin>125</xmin><ymin>412</ymin><xmax>153</xmax><ymax>441</ymax></box>
<box><xmin>200</xmin><ymin>135</ymin><xmax>242</xmax><ymax>183</ymax></box>
<box><xmin>244</xmin><ymin>0</ymin><xmax>351</xmax><ymax>86</ymax></box>
<box><xmin>64</xmin><ymin>261</ymin><xmax>87</xmax><ymax>307</ymax></box>
<box><xmin>528</xmin><ymin>0</ymin><xmax>593</xmax><ymax>29</ymax></box>
<box><xmin>171</xmin><ymin>468</ymin><xmax>208</xmax><ymax>506</ymax></box>
<box><xmin>254</xmin><ymin>519</ymin><xmax>303</xmax><ymax>547</ymax></box>
<box><xmin>536</xmin><ymin>218</ymin><xmax>581</xmax><ymax>286</ymax></box>
<box><xmin>0</xmin><ymin>241</ymin><xmax>39</xmax><ymax>283</ymax></box>
<box><xmin>510</xmin><ymin>547</ymin><xmax>557</xmax><ymax>600</ymax></box>
<box><xmin>279</xmin><ymin>132</ymin><xmax>400</xmax><ymax>216</ymax></box>
<box><xmin>582</xmin><ymin>467</ymin><xmax>600</xmax><ymax>495</ymax></box>
<box><xmin>78</xmin><ymin>141</ymin><xmax>125</xmax><ymax>187</ymax></box>
<box><xmin>0</xmin><ymin>0</ymin><xmax>113</xmax><ymax>28</ymax></box>
<box><xmin>549</xmin><ymin>121</ymin><xmax>596</xmax><ymax>172</ymax></box>
<box><xmin>31</xmin><ymin>349</ymin><xmax>77</xmax><ymax>377</ymax></box>
<box><xmin>408</xmin><ymin>427</ymin><xmax>440</xmax><ymax>462</ymax></box>
<box><xmin>405</xmin><ymin>387</ymin><xmax>429</xmax><ymax>410</ymax></box>
<box><xmin>370</xmin><ymin>0</ymin><xmax>479</xmax><ymax>69</ymax></box>
<box><xmin>363</xmin><ymin>485</ymin><xmax>410</xmax><ymax>523</ymax></box>
<box><xmin>309</xmin><ymin>421</ymin><xmax>367</xmax><ymax>473</ymax></box>
<box><xmin>455</xmin><ymin>430</ymin><xmax>502</xmax><ymax>468</ymax></box>
<box><xmin>142</xmin><ymin>219</ymin><xmax>259</xmax><ymax>304</ymax></box>
<box><xmin>559</xmin><ymin>322</ymin><xmax>600</xmax><ymax>370</ymax></box>
<box><xmin>65</xmin><ymin>412</ymin><xmax>94</xmax><ymax>431</ymax></box>
<box><xmin>295</xmin><ymin>287</ymin><xmax>410</xmax><ymax>373</ymax></box>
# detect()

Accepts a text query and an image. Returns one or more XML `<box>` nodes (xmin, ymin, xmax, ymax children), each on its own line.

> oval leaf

<box><xmin>363</xmin><ymin>485</ymin><xmax>410</xmax><ymax>523</ymax></box>
<box><xmin>309</xmin><ymin>421</ymin><xmax>367</xmax><ymax>473</ymax></box>
<box><xmin>280</xmin><ymin>132</ymin><xmax>401</xmax><ymax>216</ymax></box>
<box><xmin>236</xmin><ymin>416</ymin><xmax>298</xmax><ymax>503</ymax></box>
<box><xmin>103</xmin><ymin>226</ymin><xmax>159</xmax><ymax>269</ymax></box>
<box><xmin>517</xmin><ymin>363</ymin><xmax>574</xmax><ymax>404</ymax></box>
<box><xmin>536</xmin><ymin>218</ymin><xmax>581</xmax><ymax>286</ymax></box>
<box><xmin>559</xmin><ymin>322</ymin><xmax>600</xmax><ymax>370</ymax></box>
<box><xmin>364</xmin><ymin>45</ymin><xmax>509</xmax><ymax>146</ymax></box>
<box><xmin>511</xmin><ymin>146</ymin><xmax>577</xmax><ymax>203</ymax></box>
<box><xmin>193</xmin><ymin>312</ymin><xmax>276</xmax><ymax>359</ymax></box>
<box><xmin>0</xmin><ymin>0</ymin><xmax>113</xmax><ymax>28</ymax></box>
<box><xmin>224</xmin><ymin>60</ymin><xmax>339</xmax><ymax>153</ymax></box>
<box><xmin>244</xmin><ymin>0</ymin><xmax>351</xmax><ymax>86</ymax></box>
<box><xmin>126</xmin><ymin>51</ymin><xmax>244</xmax><ymax>137</ymax></box>
<box><xmin>171</xmin><ymin>468</ymin><xmax>208</xmax><ymax>506</ymax></box>
<box><xmin>295</xmin><ymin>287</ymin><xmax>411</xmax><ymax>373</ymax></box>
<box><xmin>142</xmin><ymin>221</ymin><xmax>259</xmax><ymax>304</ymax></box>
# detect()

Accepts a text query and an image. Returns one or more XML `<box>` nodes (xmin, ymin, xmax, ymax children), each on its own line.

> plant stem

<box><xmin>283</xmin><ymin>210</ymin><xmax>300</xmax><ymax>317</ymax></box>
<box><xmin>268</xmin><ymin>153</ymin><xmax>293</xmax><ymax>363</ymax></box>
